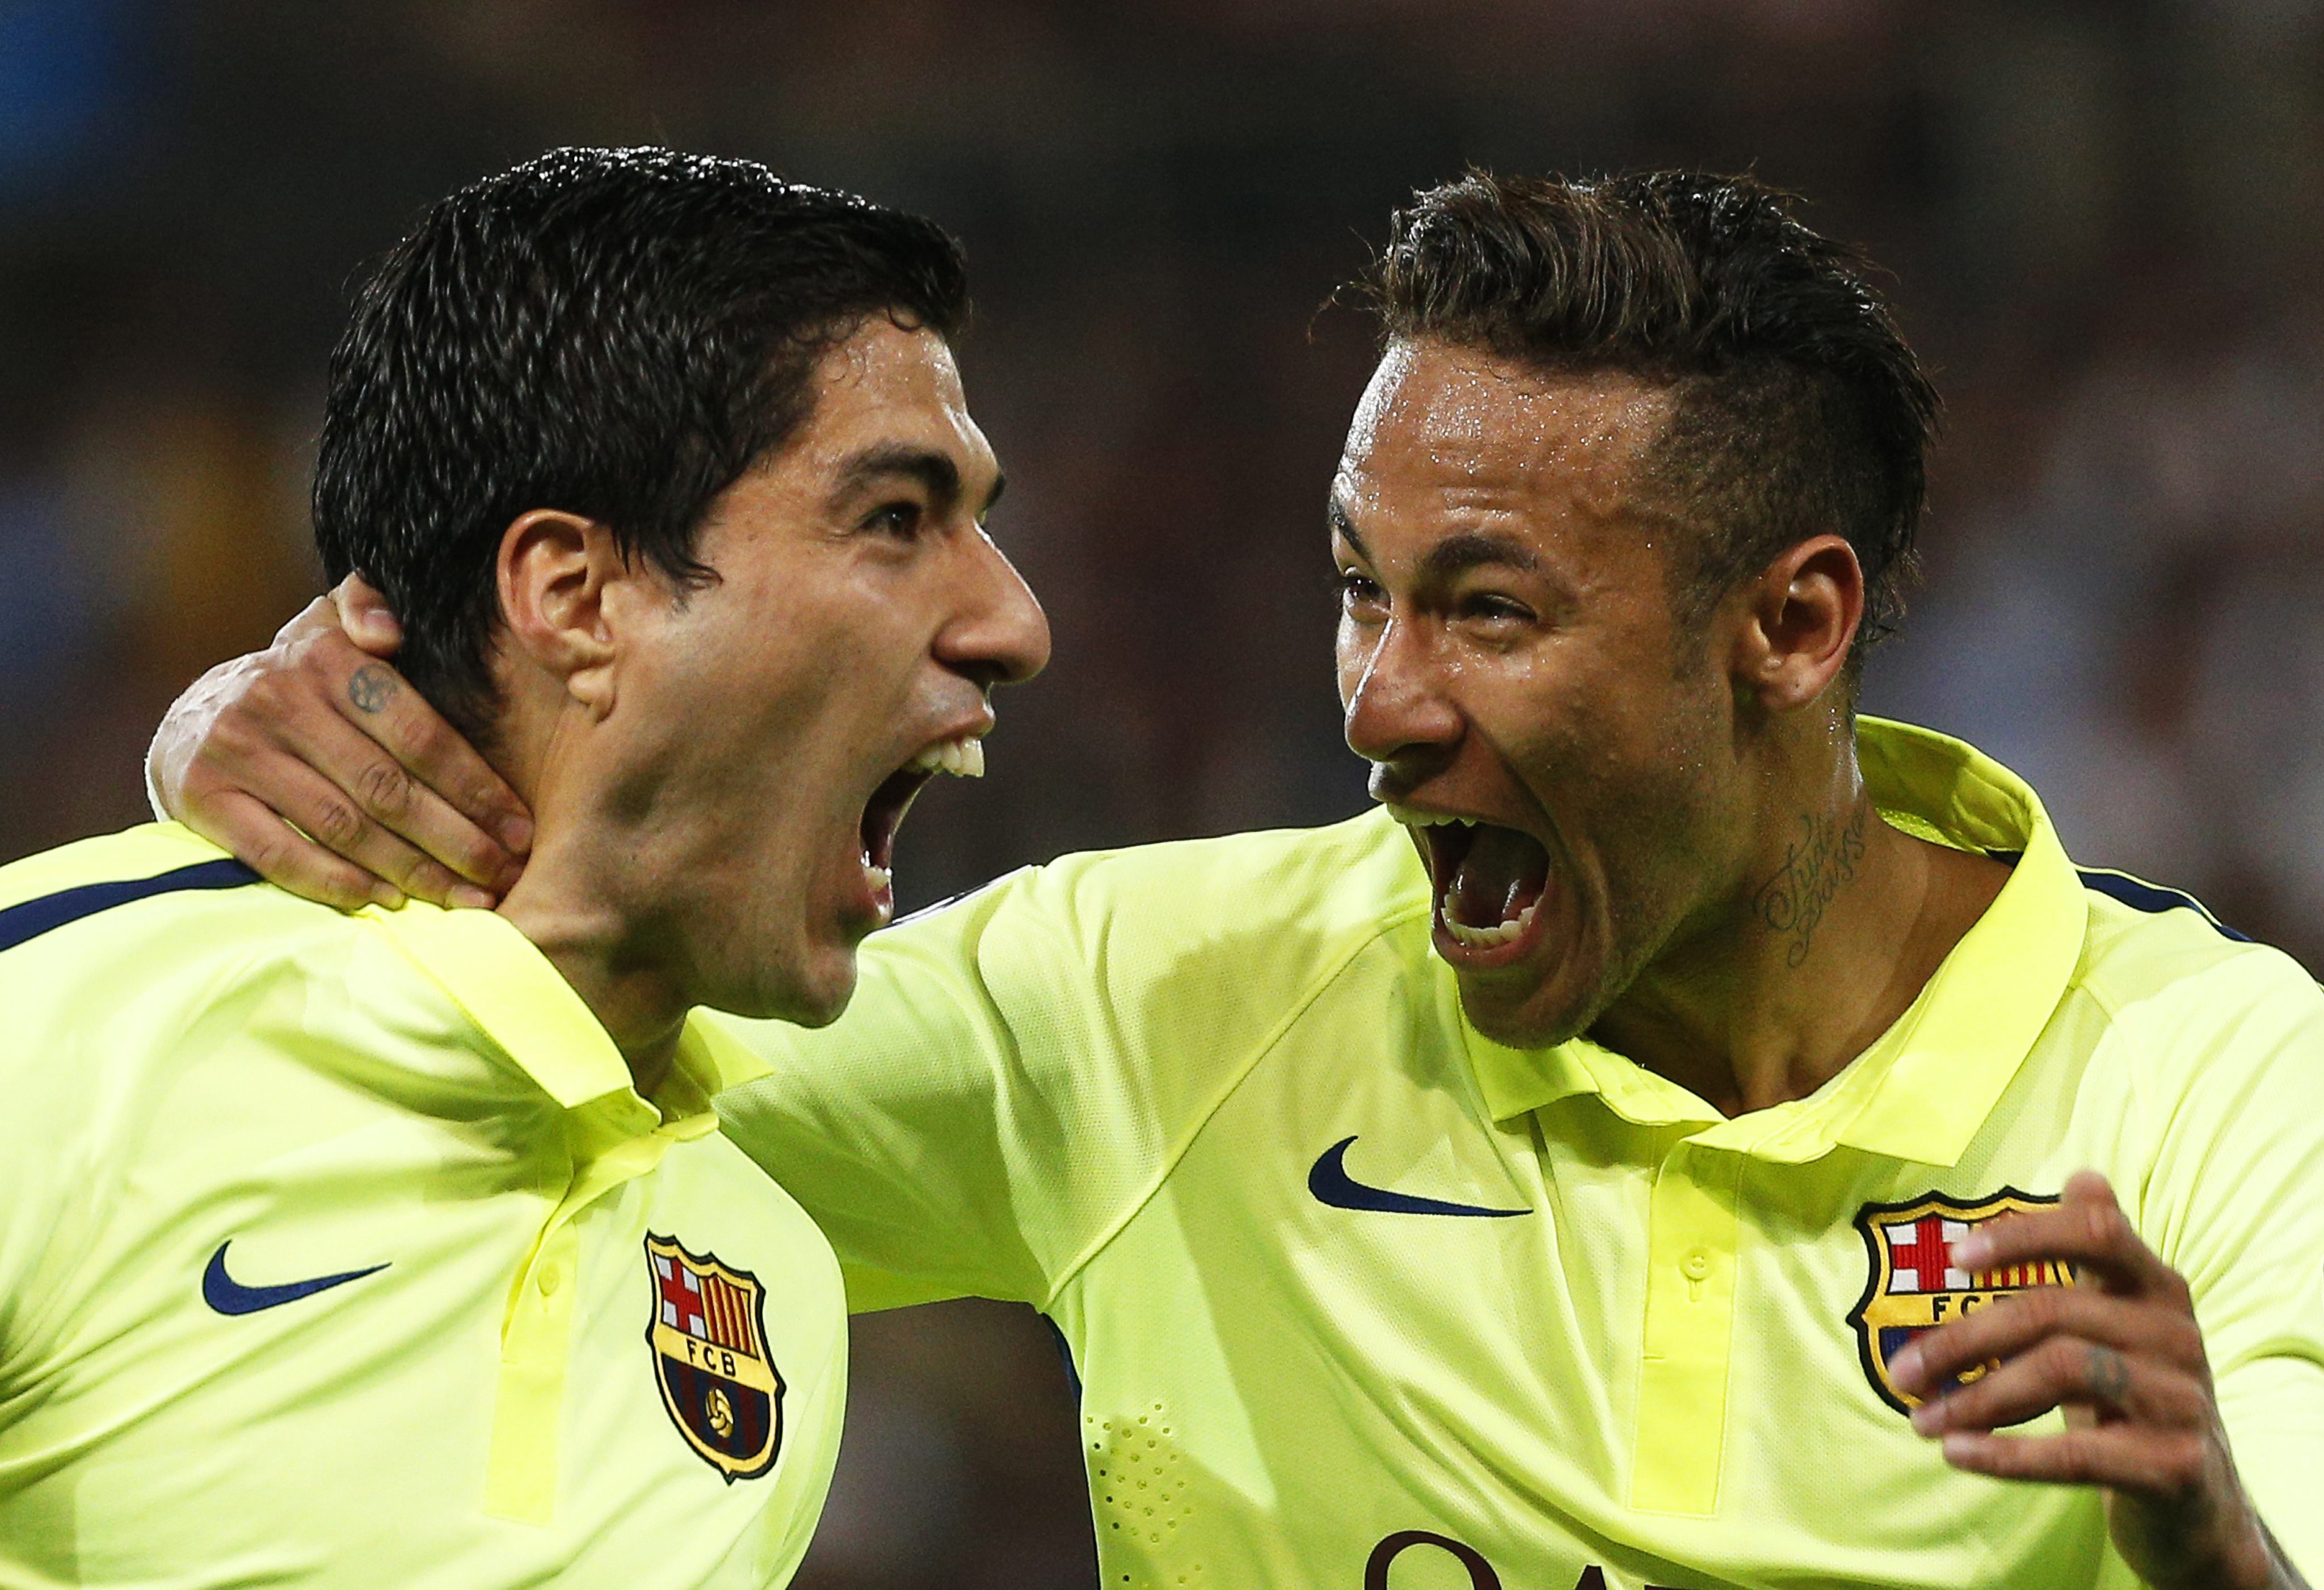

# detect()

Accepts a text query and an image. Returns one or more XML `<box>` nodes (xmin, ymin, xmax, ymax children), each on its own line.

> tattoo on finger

<box><xmin>348</xmin><ymin>665</ymin><xmax>399</xmax><ymax>715</ymax></box>
<box><xmin>2086</xmin><ymin>1342</ymin><xmax>2131</xmax><ymax>1403</ymax></box>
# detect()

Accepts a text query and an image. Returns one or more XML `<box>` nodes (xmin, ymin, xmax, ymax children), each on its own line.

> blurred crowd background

<box><xmin>5</xmin><ymin>2</ymin><xmax>2322</xmax><ymax>1584</ymax></box>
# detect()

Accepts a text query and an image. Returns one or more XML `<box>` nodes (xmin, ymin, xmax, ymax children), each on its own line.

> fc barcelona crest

<box><xmin>646</xmin><ymin>1235</ymin><xmax>784</xmax><ymax>1482</ymax></box>
<box><xmin>1849</xmin><ymin>1190</ymin><xmax>2073</xmax><ymax>1415</ymax></box>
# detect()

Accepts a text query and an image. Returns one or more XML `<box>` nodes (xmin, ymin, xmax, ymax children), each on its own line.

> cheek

<box><xmin>1334</xmin><ymin>628</ymin><xmax>1365</xmax><ymax>707</ymax></box>
<box><xmin>709</xmin><ymin>635</ymin><xmax>823</xmax><ymax>740</ymax></box>
<box><xmin>1506</xmin><ymin>664</ymin><xmax>1721</xmax><ymax>851</ymax></box>
<box><xmin>1476</xmin><ymin>648</ymin><xmax>1601</xmax><ymax>774</ymax></box>
<box><xmin>1585</xmin><ymin>694</ymin><xmax>1736</xmax><ymax>912</ymax></box>
<box><xmin>641</xmin><ymin>611</ymin><xmax>840</xmax><ymax>799</ymax></box>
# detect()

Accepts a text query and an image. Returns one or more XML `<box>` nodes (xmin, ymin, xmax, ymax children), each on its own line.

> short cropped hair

<box><xmin>1368</xmin><ymin>170</ymin><xmax>1938</xmax><ymax>657</ymax></box>
<box><xmin>313</xmin><ymin>146</ymin><xmax>970</xmax><ymax>740</ymax></box>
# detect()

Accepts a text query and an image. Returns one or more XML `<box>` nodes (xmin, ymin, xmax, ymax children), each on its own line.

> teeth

<box><xmin>1386</xmin><ymin>806</ymin><xmax>1475</xmax><ymax>828</ymax></box>
<box><xmin>1440</xmin><ymin>891</ymin><xmax>1538</xmax><ymax>949</ymax></box>
<box><xmin>864</xmin><ymin>864</ymin><xmax>892</xmax><ymax>894</ymax></box>
<box><xmin>906</xmin><ymin>735</ymin><xmax>987</xmax><ymax>779</ymax></box>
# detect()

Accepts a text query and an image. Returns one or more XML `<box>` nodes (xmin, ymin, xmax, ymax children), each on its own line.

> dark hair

<box><xmin>1368</xmin><ymin>170</ymin><xmax>1938</xmax><ymax>658</ymax></box>
<box><xmin>313</xmin><ymin>146</ymin><xmax>970</xmax><ymax>739</ymax></box>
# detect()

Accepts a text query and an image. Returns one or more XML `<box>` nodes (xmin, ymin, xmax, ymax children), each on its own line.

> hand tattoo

<box><xmin>348</xmin><ymin>665</ymin><xmax>399</xmax><ymax>715</ymax></box>
<box><xmin>2086</xmin><ymin>1342</ymin><xmax>2132</xmax><ymax>1404</ymax></box>
<box><xmin>1750</xmin><ymin>809</ymin><xmax>1868</xmax><ymax>968</ymax></box>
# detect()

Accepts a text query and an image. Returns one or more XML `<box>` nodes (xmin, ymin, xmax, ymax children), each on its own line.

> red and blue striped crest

<box><xmin>645</xmin><ymin>1234</ymin><xmax>783</xmax><ymax>1481</ymax></box>
<box><xmin>1849</xmin><ymin>1190</ymin><xmax>2072</xmax><ymax>1414</ymax></box>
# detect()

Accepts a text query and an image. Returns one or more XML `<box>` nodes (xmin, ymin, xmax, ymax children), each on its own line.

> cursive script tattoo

<box><xmin>1750</xmin><ymin>809</ymin><xmax>1868</xmax><ymax>968</ymax></box>
<box><xmin>347</xmin><ymin>664</ymin><xmax>399</xmax><ymax>715</ymax></box>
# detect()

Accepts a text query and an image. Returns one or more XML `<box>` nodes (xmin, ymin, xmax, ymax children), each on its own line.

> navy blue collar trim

<box><xmin>0</xmin><ymin>858</ymin><xmax>264</xmax><ymax>956</ymax></box>
<box><xmin>1986</xmin><ymin>849</ymin><xmax>2248</xmax><ymax>943</ymax></box>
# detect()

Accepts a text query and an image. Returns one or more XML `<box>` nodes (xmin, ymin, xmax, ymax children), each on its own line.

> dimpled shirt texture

<box><xmin>715</xmin><ymin>721</ymin><xmax>2324</xmax><ymax>1590</ymax></box>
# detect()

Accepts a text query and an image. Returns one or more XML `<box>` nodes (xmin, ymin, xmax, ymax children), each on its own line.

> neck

<box><xmin>496</xmin><ymin>844</ymin><xmax>689</xmax><ymax>1100</ymax></box>
<box><xmin>487</xmin><ymin>697</ymin><xmax>692</xmax><ymax>1101</ymax></box>
<box><xmin>1588</xmin><ymin>745</ymin><xmax>2009</xmax><ymax>1117</ymax></box>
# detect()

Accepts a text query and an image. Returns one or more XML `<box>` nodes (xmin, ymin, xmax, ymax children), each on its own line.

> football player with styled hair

<box><xmin>0</xmin><ymin>146</ymin><xmax>1047</xmax><ymax>1585</ymax></box>
<box><xmin>153</xmin><ymin>172</ymin><xmax>2319</xmax><ymax>1589</ymax></box>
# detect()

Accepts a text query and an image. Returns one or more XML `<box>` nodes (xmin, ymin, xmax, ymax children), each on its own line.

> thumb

<box><xmin>331</xmin><ymin>572</ymin><xmax>404</xmax><ymax>656</ymax></box>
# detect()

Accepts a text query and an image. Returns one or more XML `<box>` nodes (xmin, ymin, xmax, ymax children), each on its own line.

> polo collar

<box><xmin>361</xmin><ymin>901</ymin><xmax>769</xmax><ymax>1137</ymax></box>
<box><xmin>1462</xmin><ymin>719</ymin><xmax>2087</xmax><ymax>1167</ymax></box>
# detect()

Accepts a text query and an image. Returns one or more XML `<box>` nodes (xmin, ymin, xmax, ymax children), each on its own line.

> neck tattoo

<box><xmin>1750</xmin><ymin>808</ymin><xmax>1869</xmax><ymax>969</ymax></box>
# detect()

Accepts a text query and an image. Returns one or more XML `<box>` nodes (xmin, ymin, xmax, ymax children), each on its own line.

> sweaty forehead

<box><xmin>802</xmin><ymin>319</ymin><xmax>987</xmax><ymax>462</ymax></box>
<box><xmin>1337</xmin><ymin>340</ymin><xmax>1672</xmax><ymax>527</ymax></box>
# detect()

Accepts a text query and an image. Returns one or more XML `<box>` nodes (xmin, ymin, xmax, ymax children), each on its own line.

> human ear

<box><xmin>1729</xmin><ymin>534</ymin><xmax>1864</xmax><ymax>711</ymax></box>
<box><xmin>495</xmin><ymin>510</ymin><xmax>624</xmax><ymax>715</ymax></box>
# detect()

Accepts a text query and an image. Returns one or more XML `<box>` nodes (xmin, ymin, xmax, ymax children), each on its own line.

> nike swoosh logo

<box><xmin>1307</xmin><ymin>1136</ymin><xmax>1531</xmax><ymax>1218</ymax></box>
<box><xmin>202</xmin><ymin>1241</ymin><xmax>390</xmax><ymax>1316</ymax></box>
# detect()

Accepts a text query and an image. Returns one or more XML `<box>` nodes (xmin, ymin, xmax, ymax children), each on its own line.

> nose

<box><xmin>941</xmin><ymin>529</ymin><xmax>1052</xmax><ymax>690</ymax></box>
<box><xmin>1340</xmin><ymin>615</ymin><xmax>1462</xmax><ymax>769</ymax></box>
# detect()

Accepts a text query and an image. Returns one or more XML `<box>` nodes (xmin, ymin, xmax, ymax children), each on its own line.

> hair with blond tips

<box><xmin>1369</xmin><ymin>169</ymin><xmax>1939</xmax><ymax>659</ymax></box>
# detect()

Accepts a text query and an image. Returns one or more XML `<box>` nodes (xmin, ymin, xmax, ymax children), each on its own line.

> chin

<box><xmin>1452</xmin><ymin>963</ymin><xmax>1605</xmax><ymax>1051</ymax></box>
<box><xmin>709</xmin><ymin>951</ymin><xmax>860</xmax><ymax>1029</ymax></box>
<box><xmin>774</xmin><ymin>965</ymin><xmax>859</xmax><ymax>1028</ymax></box>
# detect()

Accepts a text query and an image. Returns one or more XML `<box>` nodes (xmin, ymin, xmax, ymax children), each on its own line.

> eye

<box><xmin>1459</xmin><ymin>592</ymin><xmax>1535</xmax><ymax>629</ymax></box>
<box><xmin>863</xmin><ymin>500</ymin><xmax>925</xmax><ymax>539</ymax></box>
<box><xmin>1336</xmin><ymin>568</ymin><xmax>1386</xmax><ymax>613</ymax></box>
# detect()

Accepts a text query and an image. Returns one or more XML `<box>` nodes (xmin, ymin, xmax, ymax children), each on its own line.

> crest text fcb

<box><xmin>645</xmin><ymin>1234</ymin><xmax>784</xmax><ymax>1482</ymax></box>
<box><xmin>1849</xmin><ymin>1190</ymin><xmax>2074</xmax><ymax>1414</ymax></box>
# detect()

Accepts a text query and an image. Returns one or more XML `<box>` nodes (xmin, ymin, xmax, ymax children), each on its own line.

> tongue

<box><xmin>1447</xmin><ymin>826</ymin><xmax>1551</xmax><ymax>928</ymax></box>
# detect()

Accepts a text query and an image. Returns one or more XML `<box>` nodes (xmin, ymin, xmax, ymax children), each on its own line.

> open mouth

<box><xmin>857</xmin><ymin>734</ymin><xmax>987</xmax><ymax>908</ymax></box>
<box><xmin>1396</xmin><ymin>810</ymin><xmax>1553</xmax><ymax>955</ymax></box>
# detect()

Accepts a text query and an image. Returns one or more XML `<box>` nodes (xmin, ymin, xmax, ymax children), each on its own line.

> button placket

<box><xmin>1629</xmin><ymin>1140</ymin><xmax>1742</xmax><ymax>1516</ymax></box>
<box><xmin>482</xmin><ymin>1115</ymin><xmax>682</xmax><ymax>1525</ymax></box>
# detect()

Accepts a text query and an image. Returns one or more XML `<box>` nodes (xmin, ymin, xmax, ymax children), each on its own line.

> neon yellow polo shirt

<box><xmin>717</xmin><ymin>720</ymin><xmax>2324</xmax><ymax>1589</ymax></box>
<box><xmin>0</xmin><ymin>825</ymin><xmax>845</xmax><ymax>1588</ymax></box>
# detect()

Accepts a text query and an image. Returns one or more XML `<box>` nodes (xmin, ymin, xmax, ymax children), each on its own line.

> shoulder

<box><xmin>2074</xmin><ymin>867</ymin><xmax>2316</xmax><ymax>1022</ymax></box>
<box><xmin>0</xmin><ymin>825</ymin><xmax>443</xmax><ymax>1093</ymax></box>
<box><xmin>1</xmin><ymin>823</ymin><xmax>259</xmax><ymax>917</ymax></box>
<box><xmin>2068</xmin><ymin>866</ymin><xmax>2324</xmax><ymax>1103</ymax></box>
<box><xmin>0</xmin><ymin>831</ymin><xmax>444</xmax><ymax>1284</ymax></box>
<box><xmin>937</xmin><ymin>808</ymin><xmax>1431</xmax><ymax>992</ymax></box>
<box><xmin>1022</xmin><ymin>808</ymin><xmax>1426</xmax><ymax>910</ymax></box>
<box><xmin>1</xmin><ymin>824</ymin><xmax>360</xmax><ymax>980</ymax></box>
<box><xmin>2058</xmin><ymin>870</ymin><xmax>2324</xmax><ymax>1324</ymax></box>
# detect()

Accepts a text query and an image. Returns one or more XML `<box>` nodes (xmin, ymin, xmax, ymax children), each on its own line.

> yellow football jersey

<box><xmin>717</xmin><ymin>720</ymin><xmax>2324</xmax><ymax>1589</ymax></box>
<box><xmin>0</xmin><ymin>824</ymin><xmax>845</xmax><ymax>1588</ymax></box>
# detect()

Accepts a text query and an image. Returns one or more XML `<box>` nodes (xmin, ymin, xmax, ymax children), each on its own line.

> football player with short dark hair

<box><xmin>0</xmin><ymin>146</ymin><xmax>1047</xmax><ymax>1585</ymax></box>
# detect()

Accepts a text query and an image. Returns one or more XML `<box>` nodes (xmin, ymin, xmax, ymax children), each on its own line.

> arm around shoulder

<box><xmin>711</xmin><ymin>830</ymin><xmax>1384</xmax><ymax>1313</ymax></box>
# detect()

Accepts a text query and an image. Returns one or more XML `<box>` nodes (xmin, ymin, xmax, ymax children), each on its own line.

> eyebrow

<box><xmin>1328</xmin><ymin>499</ymin><xmax>1540</xmax><ymax>576</ymax></box>
<box><xmin>835</xmin><ymin>444</ymin><xmax>1007</xmax><ymax>517</ymax></box>
<box><xmin>1420</xmin><ymin>531</ymin><xmax>1539</xmax><ymax>576</ymax></box>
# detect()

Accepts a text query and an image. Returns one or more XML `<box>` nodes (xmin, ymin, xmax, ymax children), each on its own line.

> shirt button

<box><xmin>537</xmin><ymin>1267</ymin><xmax>563</xmax><ymax>1297</ymax></box>
<box><xmin>1681</xmin><ymin>1250</ymin><xmax>1711</xmax><ymax>1281</ymax></box>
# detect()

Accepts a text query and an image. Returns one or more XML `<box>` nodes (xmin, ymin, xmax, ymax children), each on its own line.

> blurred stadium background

<box><xmin>4</xmin><ymin>2</ymin><xmax>2321</xmax><ymax>1584</ymax></box>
